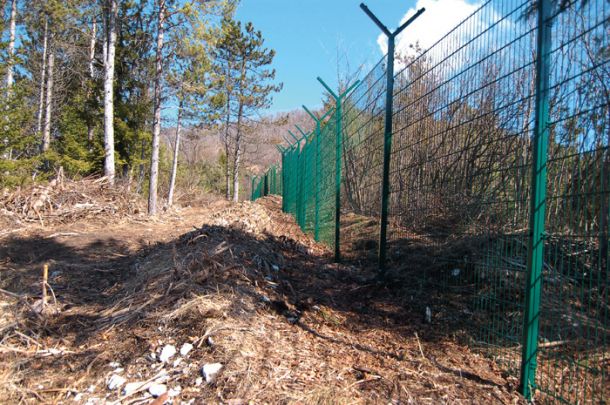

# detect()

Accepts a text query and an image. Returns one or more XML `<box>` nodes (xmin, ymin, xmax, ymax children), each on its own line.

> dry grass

<box><xmin>0</xmin><ymin>194</ymin><xmax>525</xmax><ymax>404</ymax></box>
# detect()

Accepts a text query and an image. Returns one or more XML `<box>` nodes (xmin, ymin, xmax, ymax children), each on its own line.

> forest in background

<box><xmin>0</xmin><ymin>0</ymin><xmax>297</xmax><ymax>213</ymax></box>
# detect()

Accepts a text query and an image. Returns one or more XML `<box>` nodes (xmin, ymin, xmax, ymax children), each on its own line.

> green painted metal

<box><xmin>318</xmin><ymin>77</ymin><xmax>360</xmax><ymax>262</ymax></box>
<box><xmin>360</xmin><ymin>2</ymin><xmax>425</xmax><ymax>272</ymax></box>
<box><xmin>251</xmin><ymin>176</ymin><xmax>256</xmax><ymax>201</ymax></box>
<box><xmin>303</xmin><ymin>105</ymin><xmax>335</xmax><ymax>242</ymax></box>
<box><xmin>520</xmin><ymin>0</ymin><xmax>551</xmax><ymax>398</ymax></box>
<box><xmin>378</xmin><ymin>35</ymin><xmax>395</xmax><ymax>273</ymax></box>
<box><xmin>251</xmin><ymin>163</ymin><xmax>283</xmax><ymax>202</ymax></box>
<box><xmin>266</xmin><ymin>3</ymin><xmax>608</xmax><ymax>403</ymax></box>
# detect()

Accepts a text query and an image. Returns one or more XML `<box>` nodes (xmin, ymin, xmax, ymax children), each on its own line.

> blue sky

<box><xmin>235</xmin><ymin>0</ymin><xmax>483</xmax><ymax>114</ymax></box>
<box><xmin>235</xmin><ymin>0</ymin><xmax>419</xmax><ymax>113</ymax></box>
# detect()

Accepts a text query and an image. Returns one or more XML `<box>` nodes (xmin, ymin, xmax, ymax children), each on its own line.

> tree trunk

<box><xmin>148</xmin><ymin>0</ymin><xmax>165</xmax><ymax>215</ymax></box>
<box><xmin>232</xmin><ymin>61</ymin><xmax>246</xmax><ymax>203</ymax></box>
<box><xmin>167</xmin><ymin>96</ymin><xmax>183</xmax><ymax>208</ymax></box>
<box><xmin>225</xmin><ymin>141</ymin><xmax>231</xmax><ymax>200</ymax></box>
<box><xmin>5</xmin><ymin>0</ymin><xmax>16</xmax><ymax>93</ymax></box>
<box><xmin>223</xmin><ymin>90</ymin><xmax>232</xmax><ymax>200</ymax></box>
<box><xmin>41</xmin><ymin>50</ymin><xmax>54</xmax><ymax>152</ymax></box>
<box><xmin>36</xmin><ymin>18</ymin><xmax>48</xmax><ymax>137</ymax></box>
<box><xmin>137</xmin><ymin>139</ymin><xmax>146</xmax><ymax>194</ymax></box>
<box><xmin>87</xmin><ymin>21</ymin><xmax>96</xmax><ymax>148</ymax></box>
<box><xmin>232</xmin><ymin>145</ymin><xmax>241</xmax><ymax>202</ymax></box>
<box><xmin>89</xmin><ymin>21</ymin><xmax>96</xmax><ymax>78</ymax></box>
<box><xmin>103</xmin><ymin>0</ymin><xmax>117</xmax><ymax>184</ymax></box>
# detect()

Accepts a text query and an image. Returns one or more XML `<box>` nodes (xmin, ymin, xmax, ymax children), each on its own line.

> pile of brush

<box><xmin>0</xmin><ymin>175</ymin><xmax>144</xmax><ymax>228</ymax></box>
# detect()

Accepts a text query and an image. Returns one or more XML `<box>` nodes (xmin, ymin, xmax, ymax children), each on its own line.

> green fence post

<box><xmin>318</xmin><ymin>77</ymin><xmax>360</xmax><ymax>262</ymax></box>
<box><xmin>264</xmin><ymin>171</ymin><xmax>269</xmax><ymax>196</ymax></box>
<box><xmin>289</xmin><ymin>130</ymin><xmax>304</xmax><ymax>228</ymax></box>
<box><xmin>251</xmin><ymin>176</ymin><xmax>256</xmax><ymax>201</ymax></box>
<box><xmin>520</xmin><ymin>0</ymin><xmax>551</xmax><ymax>399</ymax></box>
<box><xmin>360</xmin><ymin>3</ymin><xmax>425</xmax><ymax>273</ymax></box>
<box><xmin>296</xmin><ymin>125</ymin><xmax>310</xmax><ymax>232</ymax></box>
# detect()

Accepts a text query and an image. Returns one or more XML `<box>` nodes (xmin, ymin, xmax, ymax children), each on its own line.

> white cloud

<box><xmin>377</xmin><ymin>0</ymin><xmax>482</xmax><ymax>57</ymax></box>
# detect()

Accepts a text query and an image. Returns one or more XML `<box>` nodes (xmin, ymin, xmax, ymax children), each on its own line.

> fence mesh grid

<box><xmin>253</xmin><ymin>1</ymin><xmax>609</xmax><ymax>402</ymax></box>
<box><xmin>340</xmin><ymin>57</ymin><xmax>387</xmax><ymax>263</ymax></box>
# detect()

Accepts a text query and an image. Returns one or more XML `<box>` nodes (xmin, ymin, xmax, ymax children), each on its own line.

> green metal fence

<box><xmin>256</xmin><ymin>1</ymin><xmax>609</xmax><ymax>402</ymax></box>
<box><xmin>250</xmin><ymin>165</ymin><xmax>281</xmax><ymax>201</ymax></box>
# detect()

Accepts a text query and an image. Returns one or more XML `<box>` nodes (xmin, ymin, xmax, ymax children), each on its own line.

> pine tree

<box><xmin>209</xmin><ymin>18</ymin><xmax>281</xmax><ymax>201</ymax></box>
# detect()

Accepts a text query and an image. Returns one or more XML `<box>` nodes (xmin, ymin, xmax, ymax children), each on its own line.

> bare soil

<box><xmin>0</xmin><ymin>195</ymin><xmax>525</xmax><ymax>404</ymax></box>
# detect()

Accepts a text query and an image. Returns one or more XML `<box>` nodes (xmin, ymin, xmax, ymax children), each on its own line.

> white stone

<box><xmin>159</xmin><ymin>344</ymin><xmax>177</xmax><ymax>363</ymax></box>
<box><xmin>173</xmin><ymin>358</ymin><xmax>182</xmax><ymax>367</ymax></box>
<box><xmin>148</xmin><ymin>383</ymin><xmax>167</xmax><ymax>398</ymax></box>
<box><xmin>194</xmin><ymin>377</ymin><xmax>203</xmax><ymax>386</ymax></box>
<box><xmin>107</xmin><ymin>374</ymin><xmax>126</xmax><ymax>391</ymax></box>
<box><xmin>123</xmin><ymin>382</ymin><xmax>146</xmax><ymax>396</ymax></box>
<box><xmin>451</xmin><ymin>268</ymin><xmax>461</xmax><ymax>277</ymax></box>
<box><xmin>180</xmin><ymin>343</ymin><xmax>193</xmax><ymax>356</ymax></box>
<box><xmin>108</xmin><ymin>361</ymin><xmax>121</xmax><ymax>369</ymax></box>
<box><xmin>271</xmin><ymin>264</ymin><xmax>279</xmax><ymax>271</ymax></box>
<box><xmin>168</xmin><ymin>385</ymin><xmax>182</xmax><ymax>397</ymax></box>
<box><xmin>201</xmin><ymin>363</ymin><xmax>223</xmax><ymax>383</ymax></box>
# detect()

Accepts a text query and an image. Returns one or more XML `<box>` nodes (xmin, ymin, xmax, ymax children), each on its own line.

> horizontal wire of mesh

<box><xmin>389</xmin><ymin>0</ymin><xmax>535</xmax><ymax>387</ymax></box>
<box><xmin>340</xmin><ymin>56</ymin><xmax>387</xmax><ymax>263</ymax></box>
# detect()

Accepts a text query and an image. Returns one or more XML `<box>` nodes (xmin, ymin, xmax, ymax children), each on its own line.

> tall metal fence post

<box><xmin>276</xmin><ymin>146</ymin><xmax>286</xmax><ymax>210</ymax></box>
<box><xmin>264</xmin><ymin>171</ymin><xmax>269</xmax><ymax>196</ymax></box>
<box><xmin>360</xmin><ymin>3</ymin><xmax>425</xmax><ymax>273</ymax></box>
<box><xmin>520</xmin><ymin>0</ymin><xmax>551</xmax><ymax>399</ymax></box>
<box><xmin>288</xmin><ymin>130</ymin><xmax>301</xmax><ymax>220</ymax></box>
<box><xmin>251</xmin><ymin>176</ymin><xmax>256</xmax><ymax>201</ymax></box>
<box><xmin>296</xmin><ymin>125</ymin><xmax>309</xmax><ymax>231</ymax></box>
<box><xmin>317</xmin><ymin>78</ymin><xmax>360</xmax><ymax>262</ymax></box>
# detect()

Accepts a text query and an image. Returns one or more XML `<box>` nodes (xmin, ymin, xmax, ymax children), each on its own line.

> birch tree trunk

<box><xmin>103</xmin><ymin>0</ymin><xmax>118</xmax><ymax>184</ymax></box>
<box><xmin>232</xmin><ymin>144</ymin><xmax>241</xmax><ymax>202</ymax></box>
<box><xmin>167</xmin><ymin>96</ymin><xmax>183</xmax><ymax>208</ymax></box>
<box><xmin>41</xmin><ymin>49</ymin><xmax>54</xmax><ymax>152</ymax></box>
<box><xmin>148</xmin><ymin>0</ymin><xmax>165</xmax><ymax>215</ymax></box>
<box><xmin>5</xmin><ymin>0</ymin><xmax>16</xmax><ymax>93</ymax></box>
<box><xmin>36</xmin><ymin>18</ymin><xmax>48</xmax><ymax>137</ymax></box>
<box><xmin>87</xmin><ymin>21</ymin><xmax>96</xmax><ymax>147</ymax></box>
<box><xmin>232</xmin><ymin>104</ymin><xmax>244</xmax><ymax>203</ymax></box>
<box><xmin>89</xmin><ymin>21</ymin><xmax>96</xmax><ymax>78</ymax></box>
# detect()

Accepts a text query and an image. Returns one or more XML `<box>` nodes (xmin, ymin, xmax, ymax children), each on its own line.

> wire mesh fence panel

<box><xmin>316</xmin><ymin>111</ymin><xmax>338</xmax><ymax>249</ymax></box>
<box><xmin>340</xmin><ymin>57</ymin><xmax>387</xmax><ymax>264</ymax></box>
<box><xmin>272</xmin><ymin>0</ymin><xmax>607</xmax><ymax>402</ymax></box>
<box><xmin>285</xmin><ymin>146</ymin><xmax>299</xmax><ymax>216</ymax></box>
<box><xmin>251</xmin><ymin>166</ymin><xmax>282</xmax><ymax>201</ymax></box>
<box><xmin>536</xmin><ymin>1</ymin><xmax>609</xmax><ymax>402</ymax></box>
<box><xmin>302</xmin><ymin>135</ymin><xmax>316</xmax><ymax>235</ymax></box>
<box><xmin>389</xmin><ymin>0</ymin><xmax>538</xmax><ymax>379</ymax></box>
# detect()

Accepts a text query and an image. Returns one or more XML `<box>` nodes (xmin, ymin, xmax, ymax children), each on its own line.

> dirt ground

<box><xmin>0</xmin><ymin>195</ymin><xmax>525</xmax><ymax>404</ymax></box>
